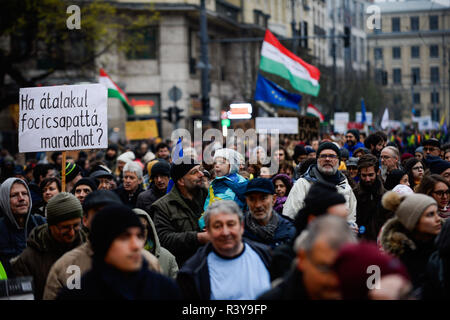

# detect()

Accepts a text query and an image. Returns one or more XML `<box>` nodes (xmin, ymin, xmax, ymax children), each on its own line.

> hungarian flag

<box><xmin>259</xmin><ymin>29</ymin><xmax>320</xmax><ymax>96</ymax></box>
<box><xmin>99</xmin><ymin>69</ymin><xmax>134</xmax><ymax>115</ymax></box>
<box><xmin>306</xmin><ymin>104</ymin><xmax>324</xmax><ymax>122</ymax></box>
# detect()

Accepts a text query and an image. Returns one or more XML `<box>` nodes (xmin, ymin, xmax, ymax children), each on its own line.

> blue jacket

<box><xmin>343</xmin><ymin>141</ymin><xmax>365</xmax><ymax>157</ymax></box>
<box><xmin>243</xmin><ymin>211</ymin><xmax>296</xmax><ymax>249</ymax></box>
<box><xmin>0</xmin><ymin>178</ymin><xmax>46</xmax><ymax>263</ymax></box>
<box><xmin>203</xmin><ymin>173</ymin><xmax>248</xmax><ymax>210</ymax></box>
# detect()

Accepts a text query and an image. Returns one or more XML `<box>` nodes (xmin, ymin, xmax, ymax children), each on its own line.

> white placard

<box><xmin>334</xmin><ymin>112</ymin><xmax>349</xmax><ymax>133</ymax></box>
<box><xmin>356</xmin><ymin>112</ymin><xmax>373</xmax><ymax>125</ymax></box>
<box><xmin>256</xmin><ymin>117</ymin><xmax>298</xmax><ymax>134</ymax></box>
<box><xmin>19</xmin><ymin>84</ymin><xmax>107</xmax><ymax>152</ymax></box>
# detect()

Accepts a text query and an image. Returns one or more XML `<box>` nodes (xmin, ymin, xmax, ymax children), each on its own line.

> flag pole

<box><xmin>61</xmin><ymin>152</ymin><xmax>66</xmax><ymax>192</ymax></box>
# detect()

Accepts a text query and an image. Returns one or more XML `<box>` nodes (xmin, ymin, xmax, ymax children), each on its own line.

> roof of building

<box><xmin>374</xmin><ymin>0</ymin><xmax>449</xmax><ymax>14</ymax></box>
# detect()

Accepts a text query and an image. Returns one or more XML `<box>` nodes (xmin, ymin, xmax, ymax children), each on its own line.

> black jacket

<box><xmin>136</xmin><ymin>183</ymin><xmax>166</xmax><ymax>217</ymax></box>
<box><xmin>258</xmin><ymin>268</ymin><xmax>310</xmax><ymax>300</ymax></box>
<box><xmin>176</xmin><ymin>239</ymin><xmax>272</xmax><ymax>300</ymax></box>
<box><xmin>57</xmin><ymin>258</ymin><xmax>182</xmax><ymax>300</ymax></box>
<box><xmin>113</xmin><ymin>185</ymin><xmax>144</xmax><ymax>208</ymax></box>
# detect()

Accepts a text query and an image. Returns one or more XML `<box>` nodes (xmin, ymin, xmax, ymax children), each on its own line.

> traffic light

<box><xmin>344</xmin><ymin>26</ymin><xmax>351</xmax><ymax>48</ymax></box>
<box><xmin>163</xmin><ymin>107</ymin><xmax>173</xmax><ymax>122</ymax></box>
<box><xmin>173</xmin><ymin>106</ymin><xmax>184</xmax><ymax>122</ymax></box>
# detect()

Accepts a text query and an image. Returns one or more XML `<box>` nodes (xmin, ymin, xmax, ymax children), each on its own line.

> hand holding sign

<box><xmin>18</xmin><ymin>84</ymin><xmax>108</xmax><ymax>152</ymax></box>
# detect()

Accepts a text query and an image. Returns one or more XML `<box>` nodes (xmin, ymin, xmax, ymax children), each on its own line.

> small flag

<box><xmin>99</xmin><ymin>69</ymin><xmax>135</xmax><ymax>115</ymax></box>
<box><xmin>381</xmin><ymin>108</ymin><xmax>389</xmax><ymax>129</ymax></box>
<box><xmin>166</xmin><ymin>137</ymin><xmax>183</xmax><ymax>194</ymax></box>
<box><xmin>254</xmin><ymin>74</ymin><xmax>302</xmax><ymax>110</ymax></box>
<box><xmin>361</xmin><ymin>98</ymin><xmax>367</xmax><ymax>124</ymax></box>
<box><xmin>306</xmin><ymin>104</ymin><xmax>324</xmax><ymax>122</ymax></box>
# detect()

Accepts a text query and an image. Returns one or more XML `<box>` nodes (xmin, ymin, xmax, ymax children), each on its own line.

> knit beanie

<box><xmin>89</xmin><ymin>204</ymin><xmax>144</xmax><ymax>262</ymax></box>
<box><xmin>213</xmin><ymin>148</ymin><xmax>242</xmax><ymax>174</ymax></box>
<box><xmin>83</xmin><ymin>190</ymin><xmax>122</xmax><ymax>212</ymax></box>
<box><xmin>150</xmin><ymin>160</ymin><xmax>171</xmax><ymax>179</ymax></box>
<box><xmin>303</xmin><ymin>181</ymin><xmax>346</xmax><ymax>216</ymax></box>
<box><xmin>170</xmin><ymin>156</ymin><xmax>199</xmax><ymax>182</ymax></box>
<box><xmin>317</xmin><ymin>142</ymin><xmax>341</xmax><ymax>161</ymax></box>
<box><xmin>46</xmin><ymin>192</ymin><xmax>83</xmax><ymax>226</ymax></box>
<box><xmin>428</xmin><ymin>159</ymin><xmax>450</xmax><ymax>175</ymax></box>
<box><xmin>61</xmin><ymin>162</ymin><xmax>81</xmax><ymax>184</ymax></box>
<box><xmin>384</xmin><ymin>169</ymin><xmax>407</xmax><ymax>191</ymax></box>
<box><xmin>346</xmin><ymin>129</ymin><xmax>360</xmax><ymax>141</ymax></box>
<box><xmin>71</xmin><ymin>177</ymin><xmax>98</xmax><ymax>194</ymax></box>
<box><xmin>382</xmin><ymin>192</ymin><xmax>437</xmax><ymax>232</ymax></box>
<box><xmin>333</xmin><ymin>242</ymin><xmax>410</xmax><ymax>300</ymax></box>
<box><xmin>117</xmin><ymin>151</ymin><xmax>135</xmax><ymax>164</ymax></box>
<box><xmin>293</xmin><ymin>145</ymin><xmax>307</xmax><ymax>164</ymax></box>
<box><xmin>340</xmin><ymin>148</ymin><xmax>350</xmax><ymax>160</ymax></box>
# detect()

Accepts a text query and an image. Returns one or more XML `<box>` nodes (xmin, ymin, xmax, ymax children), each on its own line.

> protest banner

<box><xmin>125</xmin><ymin>119</ymin><xmax>159</xmax><ymax>140</ymax></box>
<box><xmin>256</xmin><ymin>117</ymin><xmax>299</xmax><ymax>134</ymax></box>
<box><xmin>18</xmin><ymin>84</ymin><xmax>108</xmax><ymax>153</ymax></box>
<box><xmin>334</xmin><ymin>112</ymin><xmax>349</xmax><ymax>133</ymax></box>
<box><xmin>298</xmin><ymin>115</ymin><xmax>320</xmax><ymax>141</ymax></box>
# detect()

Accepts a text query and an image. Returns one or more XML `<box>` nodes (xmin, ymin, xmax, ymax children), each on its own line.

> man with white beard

<box><xmin>380</xmin><ymin>146</ymin><xmax>400</xmax><ymax>183</ymax></box>
<box><xmin>283</xmin><ymin>142</ymin><xmax>357</xmax><ymax>226</ymax></box>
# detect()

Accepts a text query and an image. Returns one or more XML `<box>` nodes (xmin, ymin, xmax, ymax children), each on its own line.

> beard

<box><xmin>318</xmin><ymin>162</ymin><xmax>338</xmax><ymax>175</ymax></box>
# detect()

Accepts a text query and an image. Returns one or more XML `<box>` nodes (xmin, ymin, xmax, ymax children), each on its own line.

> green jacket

<box><xmin>0</xmin><ymin>261</ymin><xmax>7</xmax><ymax>280</ymax></box>
<box><xmin>151</xmin><ymin>186</ymin><xmax>207</xmax><ymax>267</ymax></box>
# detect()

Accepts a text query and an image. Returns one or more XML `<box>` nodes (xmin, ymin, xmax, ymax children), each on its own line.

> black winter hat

<box><xmin>71</xmin><ymin>177</ymin><xmax>98</xmax><ymax>194</ymax></box>
<box><xmin>170</xmin><ymin>156</ymin><xmax>199</xmax><ymax>182</ymax></box>
<box><xmin>423</xmin><ymin>138</ymin><xmax>441</xmax><ymax>149</ymax></box>
<box><xmin>83</xmin><ymin>190</ymin><xmax>123</xmax><ymax>212</ymax></box>
<box><xmin>90</xmin><ymin>169</ymin><xmax>114</xmax><ymax>180</ymax></box>
<box><xmin>61</xmin><ymin>162</ymin><xmax>81</xmax><ymax>183</ymax></box>
<box><xmin>384</xmin><ymin>169</ymin><xmax>407</xmax><ymax>191</ymax></box>
<box><xmin>303</xmin><ymin>181</ymin><xmax>346</xmax><ymax>216</ymax></box>
<box><xmin>317</xmin><ymin>142</ymin><xmax>341</xmax><ymax>161</ymax></box>
<box><xmin>245</xmin><ymin>178</ymin><xmax>275</xmax><ymax>195</ymax></box>
<box><xmin>89</xmin><ymin>204</ymin><xmax>144</xmax><ymax>262</ymax></box>
<box><xmin>293</xmin><ymin>145</ymin><xmax>307</xmax><ymax>164</ymax></box>
<box><xmin>150</xmin><ymin>160</ymin><xmax>171</xmax><ymax>179</ymax></box>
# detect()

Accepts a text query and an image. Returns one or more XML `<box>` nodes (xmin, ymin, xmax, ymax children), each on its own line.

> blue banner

<box><xmin>254</xmin><ymin>74</ymin><xmax>302</xmax><ymax>110</ymax></box>
<box><xmin>361</xmin><ymin>98</ymin><xmax>367</xmax><ymax>124</ymax></box>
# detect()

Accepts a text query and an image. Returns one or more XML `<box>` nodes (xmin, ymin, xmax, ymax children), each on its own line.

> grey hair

<box><xmin>383</xmin><ymin>146</ymin><xmax>400</xmax><ymax>160</ymax></box>
<box><xmin>204</xmin><ymin>200</ymin><xmax>243</xmax><ymax>229</ymax></box>
<box><xmin>123</xmin><ymin>162</ymin><xmax>143</xmax><ymax>179</ymax></box>
<box><xmin>294</xmin><ymin>215</ymin><xmax>356</xmax><ymax>253</ymax></box>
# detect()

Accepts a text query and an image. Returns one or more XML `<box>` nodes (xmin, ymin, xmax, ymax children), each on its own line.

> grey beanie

<box><xmin>46</xmin><ymin>192</ymin><xmax>83</xmax><ymax>226</ymax></box>
<box><xmin>382</xmin><ymin>192</ymin><xmax>437</xmax><ymax>232</ymax></box>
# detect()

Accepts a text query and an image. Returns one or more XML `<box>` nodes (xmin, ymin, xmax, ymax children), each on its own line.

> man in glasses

<box><xmin>380</xmin><ymin>146</ymin><xmax>400</xmax><ymax>182</ymax></box>
<box><xmin>283</xmin><ymin>142</ymin><xmax>357</xmax><ymax>227</ymax></box>
<box><xmin>423</xmin><ymin>138</ymin><xmax>442</xmax><ymax>159</ymax></box>
<box><xmin>10</xmin><ymin>192</ymin><xmax>88</xmax><ymax>300</ymax></box>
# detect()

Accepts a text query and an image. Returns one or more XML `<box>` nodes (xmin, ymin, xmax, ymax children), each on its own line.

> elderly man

<box><xmin>177</xmin><ymin>200</ymin><xmax>272</xmax><ymax>300</ymax></box>
<box><xmin>283</xmin><ymin>142</ymin><xmax>357</xmax><ymax>225</ymax></box>
<box><xmin>243</xmin><ymin>178</ymin><xmax>296</xmax><ymax>248</ymax></box>
<box><xmin>56</xmin><ymin>204</ymin><xmax>181</xmax><ymax>300</ymax></box>
<box><xmin>0</xmin><ymin>178</ymin><xmax>46</xmax><ymax>264</ymax></box>
<box><xmin>380</xmin><ymin>146</ymin><xmax>401</xmax><ymax>182</ymax></box>
<box><xmin>151</xmin><ymin>156</ymin><xmax>208</xmax><ymax>267</ymax></box>
<box><xmin>258</xmin><ymin>215</ymin><xmax>356</xmax><ymax>300</ymax></box>
<box><xmin>90</xmin><ymin>169</ymin><xmax>114</xmax><ymax>190</ymax></box>
<box><xmin>114</xmin><ymin>162</ymin><xmax>144</xmax><ymax>208</ymax></box>
<box><xmin>11</xmin><ymin>193</ymin><xmax>88</xmax><ymax>300</ymax></box>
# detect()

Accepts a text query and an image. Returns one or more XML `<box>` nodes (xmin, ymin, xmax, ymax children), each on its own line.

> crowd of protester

<box><xmin>0</xmin><ymin>127</ymin><xmax>449</xmax><ymax>300</ymax></box>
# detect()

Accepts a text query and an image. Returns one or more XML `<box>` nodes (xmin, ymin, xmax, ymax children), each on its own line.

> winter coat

<box><xmin>282</xmin><ymin>165</ymin><xmax>357</xmax><ymax>223</ymax></box>
<box><xmin>113</xmin><ymin>184</ymin><xmax>144</xmax><ymax>208</ymax></box>
<box><xmin>203</xmin><ymin>173</ymin><xmax>248</xmax><ymax>211</ymax></box>
<box><xmin>134</xmin><ymin>209</ymin><xmax>179</xmax><ymax>278</ymax></box>
<box><xmin>43</xmin><ymin>241</ymin><xmax>161</xmax><ymax>300</ymax></box>
<box><xmin>10</xmin><ymin>224</ymin><xmax>88</xmax><ymax>300</ymax></box>
<box><xmin>176</xmin><ymin>240</ymin><xmax>271</xmax><ymax>300</ymax></box>
<box><xmin>258</xmin><ymin>268</ymin><xmax>310</xmax><ymax>300</ymax></box>
<box><xmin>243</xmin><ymin>211</ymin><xmax>296</xmax><ymax>249</ymax></box>
<box><xmin>353</xmin><ymin>177</ymin><xmax>392</xmax><ymax>241</ymax></box>
<box><xmin>151</xmin><ymin>185</ymin><xmax>208</xmax><ymax>267</ymax></box>
<box><xmin>56</xmin><ymin>258</ymin><xmax>182</xmax><ymax>300</ymax></box>
<box><xmin>0</xmin><ymin>178</ymin><xmax>46</xmax><ymax>263</ymax></box>
<box><xmin>136</xmin><ymin>183</ymin><xmax>167</xmax><ymax>217</ymax></box>
<box><xmin>343</xmin><ymin>141</ymin><xmax>365</xmax><ymax>157</ymax></box>
<box><xmin>380</xmin><ymin>217</ymin><xmax>439</xmax><ymax>290</ymax></box>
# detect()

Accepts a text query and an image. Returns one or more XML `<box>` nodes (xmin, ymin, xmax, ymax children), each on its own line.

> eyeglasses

<box><xmin>380</xmin><ymin>155</ymin><xmax>392</xmax><ymax>160</ymax></box>
<box><xmin>318</xmin><ymin>154</ymin><xmax>338</xmax><ymax>160</ymax></box>
<box><xmin>424</xmin><ymin>147</ymin><xmax>439</xmax><ymax>152</ymax></box>
<box><xmin>412</xmin><ymin>166</ymin><xmax>424</xmax><ymax>171</ymax></box>
<box><xmin>56</xmin><ymin>223</ymin><xmax>81</xmax><ymax>233</ymax></box>
<box><xmin>432</xmin><ymin>190</ymin><xmax>450</xmax><ymax>198</ymax></box>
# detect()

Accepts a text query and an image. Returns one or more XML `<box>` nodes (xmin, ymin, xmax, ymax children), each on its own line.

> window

<box><xmin>374</xmin><ymin>47</ymin><xmax>383</xmax><ymax>60</ymax></box>
<box><xmin>392</xmin><ymin>47</ymin><xmax>401</xmax><ymax>59</ymax></box>
<box><xmin>410</xmin><ymin>17</ymin><xmax>419</xmax><ymax>31</ymax></box>
<box><xmin>429</xmin><ymin>15</ymin><xmax>438</xmax><ymax>30</ymax></box>
<box><xmin>392</xmin><ymin>17</ymin><xmax>400</xmax><ymax>32</ymax></box>
<box><xmin>216</xmin><ymin>0</ymin><xmax>240</xmax><ymax>22</ymax></box>
<box><xmin>254</xmin><ymin>10</ymin><xmax>269</xmax><ymax>28</ymax></box>
<box><xmin>411</xmin><ymin>46</ymin><xmax>420</xmax><ymax>58</ymax></box>
<box><xmin>430</xmin><ymin>67</ymin><xmax>440</xmax><ymax>83</ymax></box>
<box><xmin>125</xmin><ymin>27</ymin><xmax>158</xmax><ymax>60</ymax></box>
<box><xmin>413</xmin><ymin>93</ymin><xmax>421</xmax><ymax>104</ymax></box>
<box><xmin>430</xmin><ymin>45</ymin><xmax>439</xmax><ymax>58</ymax></box>
<box><xmin>412</xmin><ymin>68</ymin><xmax>421</xmax><ymax>84</ymax></box>
<box><xmin>393</xmin><ymin>69</ymin><xmax>402</xmax><ymax>84</ymax></box>
<box><xmin>431</xmin><ymin>92</ymin><xmax>440</xmax><ymax>104</ymax></box>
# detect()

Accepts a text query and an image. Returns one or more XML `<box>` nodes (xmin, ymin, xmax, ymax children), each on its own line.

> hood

<box><xmin>0</xmin><ymin>178</ymin><xmax>32</xmax><ymax>230</ymax></box>
<box><xmin>380</xmin><ymin>218</ymin><xmax>416</xmax><ymax>256</ymax></box>
<box><xmin>132</xmin><ymin>208</ymin><xmax>161</xmax><ymax>258</ymax></box>
<box><xmin>26</xmin><ymin>224</ymin><xmax>87</xmax><ymax>254</ymax></box>
<box><xmin>213</xmin><ymin>148</ymin><xmax>242</xmax><ymax>175</ymax></box>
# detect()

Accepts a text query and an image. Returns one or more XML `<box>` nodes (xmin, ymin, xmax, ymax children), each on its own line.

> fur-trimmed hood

<box><xmin>380</xmin><ymin>218</ymin><xmax>417</xmax><ymax>257</ymax></box>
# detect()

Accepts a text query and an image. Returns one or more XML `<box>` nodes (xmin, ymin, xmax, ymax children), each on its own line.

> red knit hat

<box><xmin>332</xmin><ymin>242</ymin><xmax>410</xmax><ymax>300</ymax></box>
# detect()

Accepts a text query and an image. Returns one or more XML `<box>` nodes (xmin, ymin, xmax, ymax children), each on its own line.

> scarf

<box><xmin>245</xmin><ymin>210</ymin><xmax>279</xmax><ymax>242</ymax></box>
<box><xmin>311</xmin><ymin>165</ymin><xmax>342</xmax><ymax>186</ymax></box>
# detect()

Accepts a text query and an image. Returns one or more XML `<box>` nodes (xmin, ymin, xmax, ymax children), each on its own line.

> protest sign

<box><xmin>256</xmin><ymin>117</ymin><xmax>298</xmax><ymax>134</ymax></box>
<box><xmin>334</xmin><ymin>112</ymin><xmax>349</xmax><ymax>133</ymax></box>
<box><xmin>125</xmin><ymin>119</ymin><xmax>159</xmax><ymax>140</ymax></box>
<box><xmin>18</xmin><ymin>84</ymin><xmax>107</xmax><ymax>153</ymax></box>
<box><xmin>298</xmin><ymin>115</ymin><xmax>320</xmax><ymax>141</ymax></box>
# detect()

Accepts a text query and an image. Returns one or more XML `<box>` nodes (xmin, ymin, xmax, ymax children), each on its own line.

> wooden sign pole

<box><xmin>61</xmin><ymin>151</ymin><xmax>66</xmax><ymax>192</ymax></box>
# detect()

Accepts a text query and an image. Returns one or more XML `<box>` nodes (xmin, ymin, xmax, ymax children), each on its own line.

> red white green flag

<box><xmin>259</xmin><ymin>29</ymin><xmax>320</xmax><ymax>96</ymax></box>
<box><xmin>99</xmin><ymin>69</ymin><xmax>134</xmax><ymax>115</ymax></box>
<box><xmin>306</xmin><ymin>103</ymin><xmax>324</xmax><ymax>122</ymax></box>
